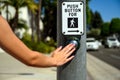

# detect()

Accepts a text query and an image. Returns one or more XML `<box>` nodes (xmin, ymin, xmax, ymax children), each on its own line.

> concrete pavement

<box><xmin>0</xmin><ymin>51</ymin><xmax>56</xmax><ymax>80</ymax></box>
<box><xmin>87</xmin><ymin>53</ymin><xmax>120</xmax><ymax>80</ymax></box>
<box><xmin>0</xmin><ymin>50</ymin><xmax>120</xmax><ymax>80</ymax></box>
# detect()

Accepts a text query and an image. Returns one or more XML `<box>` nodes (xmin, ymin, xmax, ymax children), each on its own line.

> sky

<box><xmin>89</xmin><ymin>0</ymin><xmax>120</xmax><ymax>22</ymax></box>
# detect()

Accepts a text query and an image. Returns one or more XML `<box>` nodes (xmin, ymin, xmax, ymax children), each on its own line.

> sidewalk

<box><xmin>87</xmin><ymin>53</ymin><xmax>120</xmax><ymax>80</ymax></box>
<box><xmin>0</xmin><ymin>52</ymin><xmax>56</xmax><ymax>80</ymax></box>
<box><xmin>0</xmin><ymin>51</ymin><xmax>120</xmax><ymax>80</ymax></box>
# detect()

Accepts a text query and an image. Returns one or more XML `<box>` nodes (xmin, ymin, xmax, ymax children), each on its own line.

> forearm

<box><xmin>0</xmin><ymin>16</ymin><xmax>56</xmax><ymax>67</ymax></box>
<box><xmin>28</xmin><ymin>51</ymin><xmax>56</xmax><ymax>67</ymax></box>
<box><xmin>0</xmin><ymin>30</ymin><xmax>56</xmax><ymax>67</ymax></box>
<box><xmin>0</xmin><ymin>16</ymin><xmax>75</xmax><ymax>67</ymax></box>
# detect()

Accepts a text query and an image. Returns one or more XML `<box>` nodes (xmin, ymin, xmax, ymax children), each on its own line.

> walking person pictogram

<box><xmin>70</xmin><ymin>18</ymin><xmax>75</xmax><ymax>27</ymax></box>
<box><xmin>68</xmin><ymin>18</ymin><xmax>78</xmax><ymax>28</ymax></box>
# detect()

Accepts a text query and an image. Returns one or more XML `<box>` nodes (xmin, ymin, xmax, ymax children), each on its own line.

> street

<box><xmin>88</xmin><ymin>46</ymin><xmax>120</xmax><ymax>70</ymax></box>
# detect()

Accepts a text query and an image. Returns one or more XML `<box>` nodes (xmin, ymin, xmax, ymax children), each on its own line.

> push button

<box><xmin>67</xmin><ymin>37</ymin><xmax>80</xmax><ymax>49</ymax></box>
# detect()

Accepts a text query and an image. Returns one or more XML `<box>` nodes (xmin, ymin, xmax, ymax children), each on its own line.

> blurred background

<box><xmin>0</xmin><ymin>0</ymin><xmax>58</xmax><ymax>53</ymax></box>
<box><xmin>0</xmin><ymin>0</ymin><xmax>120</xmax><ymax>80</ymax></box>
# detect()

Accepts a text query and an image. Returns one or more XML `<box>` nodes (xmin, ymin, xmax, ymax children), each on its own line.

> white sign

<box><xmin>62</xmin><ymin>2</ymin><xmax>84</xmax><ymax>35</ymax></box>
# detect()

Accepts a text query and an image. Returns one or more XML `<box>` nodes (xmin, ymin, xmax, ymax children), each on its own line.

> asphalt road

<box><xmin>88</xmin><ymin>46</ymin><xmax>120</xmax><ymax>70</ymax></box>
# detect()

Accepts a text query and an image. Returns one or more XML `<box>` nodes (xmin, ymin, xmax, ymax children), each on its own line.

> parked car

<box><xmin>86</xmin><ymin>38</ymin><xmax>100</xmax><ymax>50</ymax></box>
<box><xmin>104</xmin><ymin>37</ymin><xmax>120</xmax><ymax>48</ymax></box>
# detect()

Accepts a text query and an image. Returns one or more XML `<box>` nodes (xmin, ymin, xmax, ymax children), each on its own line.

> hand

<box><xmin>51</xmin><ymin>43</ymin><xmax>76</xmax><ymax>67</ymax></box>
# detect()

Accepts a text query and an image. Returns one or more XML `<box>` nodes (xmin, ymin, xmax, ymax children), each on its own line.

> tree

<box><xmin>86</xmin><ymin>0</ymin><xmax>91</xmax><ymax>25</ymax></box>
<box><xmin>0</xmin><ymin>1</ymin><xmax>2</xmax><ymax>15</ymax></box>
<box><xmin>109</xmin><ymin>18</ymin><xmax>120</xmax><ymax>34</ymax></box>
<box><xmin>28</xmin><ymin>10</ymin><xmax>36</xmax><ymax>42</ymax></box>
<box><xmin>89</xmin><ymin>10</ymin><xmax>94</xmax><ymax>29</ymax></box>
<box><xmin>0</xmin><ymin>1</ymin><xmax>9</xmax><ymax>20</ymax></box>
<box><xmin>1</xmin><ymin>0</ymin><xmax>38</xmax><ymax>31</ymax></box>
<box><xmin>101</xmin><ymin>22</ymin><xmax>110</xmax><ymax>36</ymax></box>
<box><xmin>42</xmin><ymin>0</ymin><xmax>57</xmax><ymax>41</ymax></box>
<box><xmin>87</xmin><ymin>28</ymin><xmax>101</xmax><ymax>38</ymax></box>
<box><xmin>34</xmin><ymin>0</ymin><xmax>43</xmax><ymax>43</ymax></box>
<box><xmin>92</xmin><ymin>11</ymin><xmax>103</xmax><ymax>29</ymax></box>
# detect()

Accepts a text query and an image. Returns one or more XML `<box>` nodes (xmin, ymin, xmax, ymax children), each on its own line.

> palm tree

<box><xmin>0</xmin><ymin>1</ymin><xmax>2</xmax><ymax>15</ymax></box>
<box><xmin>1</xmin><ymin>0</ymin><xmax>38</xmax><ymax>31</ymax></box>
<box><xmin>35</xmin><ymin>0</ymin><xmax>42</xmax><ymax>42</ymax></box>
<box><xmin>42</xmin><ymin>0</ymin><xmax>57</xmax><ymax>41</ymax></box>
<box><xmin>0</xmin><ymin>1</ymin><xmax>11</xmax><ymax>21</ymax></box>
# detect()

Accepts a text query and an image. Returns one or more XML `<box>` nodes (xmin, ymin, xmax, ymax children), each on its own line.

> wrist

<box><xmin>49</xmin><ymin>57</ymin><xmax>57</xmax><ymax>67</ymax></box>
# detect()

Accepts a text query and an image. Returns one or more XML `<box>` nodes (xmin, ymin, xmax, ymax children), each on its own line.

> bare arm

<box><xmin>0</xmin><ymin>16</ymin><xmax>75</xmax><ymax>67</ymax></box>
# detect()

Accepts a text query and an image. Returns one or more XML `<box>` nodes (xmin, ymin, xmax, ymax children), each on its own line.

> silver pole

<box><xmin>57</xmin><ymin>0</ymin><xmax>86</xmax><ymax>80</ymax></box>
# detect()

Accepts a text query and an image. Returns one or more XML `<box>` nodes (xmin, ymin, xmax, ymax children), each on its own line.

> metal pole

<box><xmin>57</xmin><ymin>0</ymin><xmax>86</xmax><ymax>80</ymax></box>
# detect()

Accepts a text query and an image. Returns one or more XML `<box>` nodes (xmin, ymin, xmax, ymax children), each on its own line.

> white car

<box><xmin>105</xmin><ymin>37</ymin><xmax>120</xmax><ymax>48</ymax></box>
<box><xmin>86</xmin><ymin>38</ymin><xmax>100</xmax><ymax>50</ymax></box>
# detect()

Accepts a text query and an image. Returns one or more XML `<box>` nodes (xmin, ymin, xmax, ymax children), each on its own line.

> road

<box><xmin>88</xmin><ymin>46</ymin><xmax>120</xmax><ymax>70</ymax></box>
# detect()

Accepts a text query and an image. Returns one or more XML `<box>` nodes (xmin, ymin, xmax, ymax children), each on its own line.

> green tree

<box><xmin>34</xmin><ymin>0</ymin><xmax>43</xmax><ymax>43</ymax></box>
<box><xmin>109</xmin><ymin>18</ymin><xmax>120</xmax><ymax>34</ymax></box>
<box><xmin>86</xmin><ymin>0</ymin><xmax>91</xmax><ymax>25</ymax></box>
<box><xmin>89</xmin><ymin>10</ymin><xmax>94</xmax><ymax>29</ymax></box>
<box><xmin>0</xmin><ymin>1</ymin><xmax>1</xmax><ymax>15</ymax></box>
<box><xmin>92</xmin><ymin>11</ymin><xmax>103</xmax><ymax>29</ymax></box>
<box><xmin>101</xmin><ymin>22</ymin><xmax>110</xmax><ymax>36</ymax></box>
<box><xmin>42</xmin><ymin>0</ymin><xmax>57</xmax><ymax>41</ymax></box>
<box><xmin>87</xmin><ymin>28</ymin><xmax>101</xmax><ymax>38</ymax></box>
<box><xmin>1</xmin><ymin>0</ymin><xmax>37</xmax><ymax>31</ymax></box>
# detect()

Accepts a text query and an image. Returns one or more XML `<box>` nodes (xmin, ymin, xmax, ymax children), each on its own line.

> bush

<box><xmin>87</xmin><ymin>28</ymin><xmax>101</xmax><ymax>38</ymax></box>
<box><xmin>21</xmin><ymin>33</ymin><xmax>55</xmax><ymax>54</ymax></box>
<box><xmin>32</xmin><ymin>42</ymin><xmax>55</xmax><ymax>53</ymax></box>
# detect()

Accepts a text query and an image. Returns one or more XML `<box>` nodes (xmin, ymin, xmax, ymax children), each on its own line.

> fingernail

<box><xmin>59</xmin><ymin>46</ymin><xmax>63</xmax><ymax>49</ymax></box>
<box><xmin>71</xmin><ymin>43</ymin><xmax>75</xmax><ymax>46</ymax></box>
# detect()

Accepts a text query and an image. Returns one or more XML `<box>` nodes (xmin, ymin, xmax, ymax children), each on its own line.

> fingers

<box><xmin>55</xmin><ymin>46</ymin><xmax>62</xmax><ymax>52</ymax></box>
<box><xmin>51</xmin><ymin>46</ymin><xmax>62</xmax><ymax>57</ymax></box>
<box><xmin>65</xmin><ymin>47</ymin><xmax>76</xmax><ymax>58</ymax></box>
<box><xmin>65</xmin><ymin>56</ymin><xmax>74</xmax><ymax>63</ymax></box>
<box><xmin>62</xmin><ymin>55</ymin><xmax>74</xmax><ymax>65</ymax></box>
<box><xmin>51</xmin><ymin>44</ymin><xmax>76</xmax><ymax>66</ymax></box>
<box><xmin>63</xmin><ymin>44</ymin><xmax>76</xmax><ymax>64</ymax></box>
<box><xmin>65</xmin><ymin>43</ymin><xmax>75</xmax><ymax>49</ymax></box>
<box><xmin>53</xmin><ymin>46</ymin><xmax>62</xmax><ymax>53</ymax></box>
<box><xmin>62</xmin><ymin>43</ymin><xmax>75</xmax><ymax>54</ymax></box>
<box><xmin>53</xmin><ymin>43</ymin><xmax>75</xmax><ymax>54</ymax></box>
